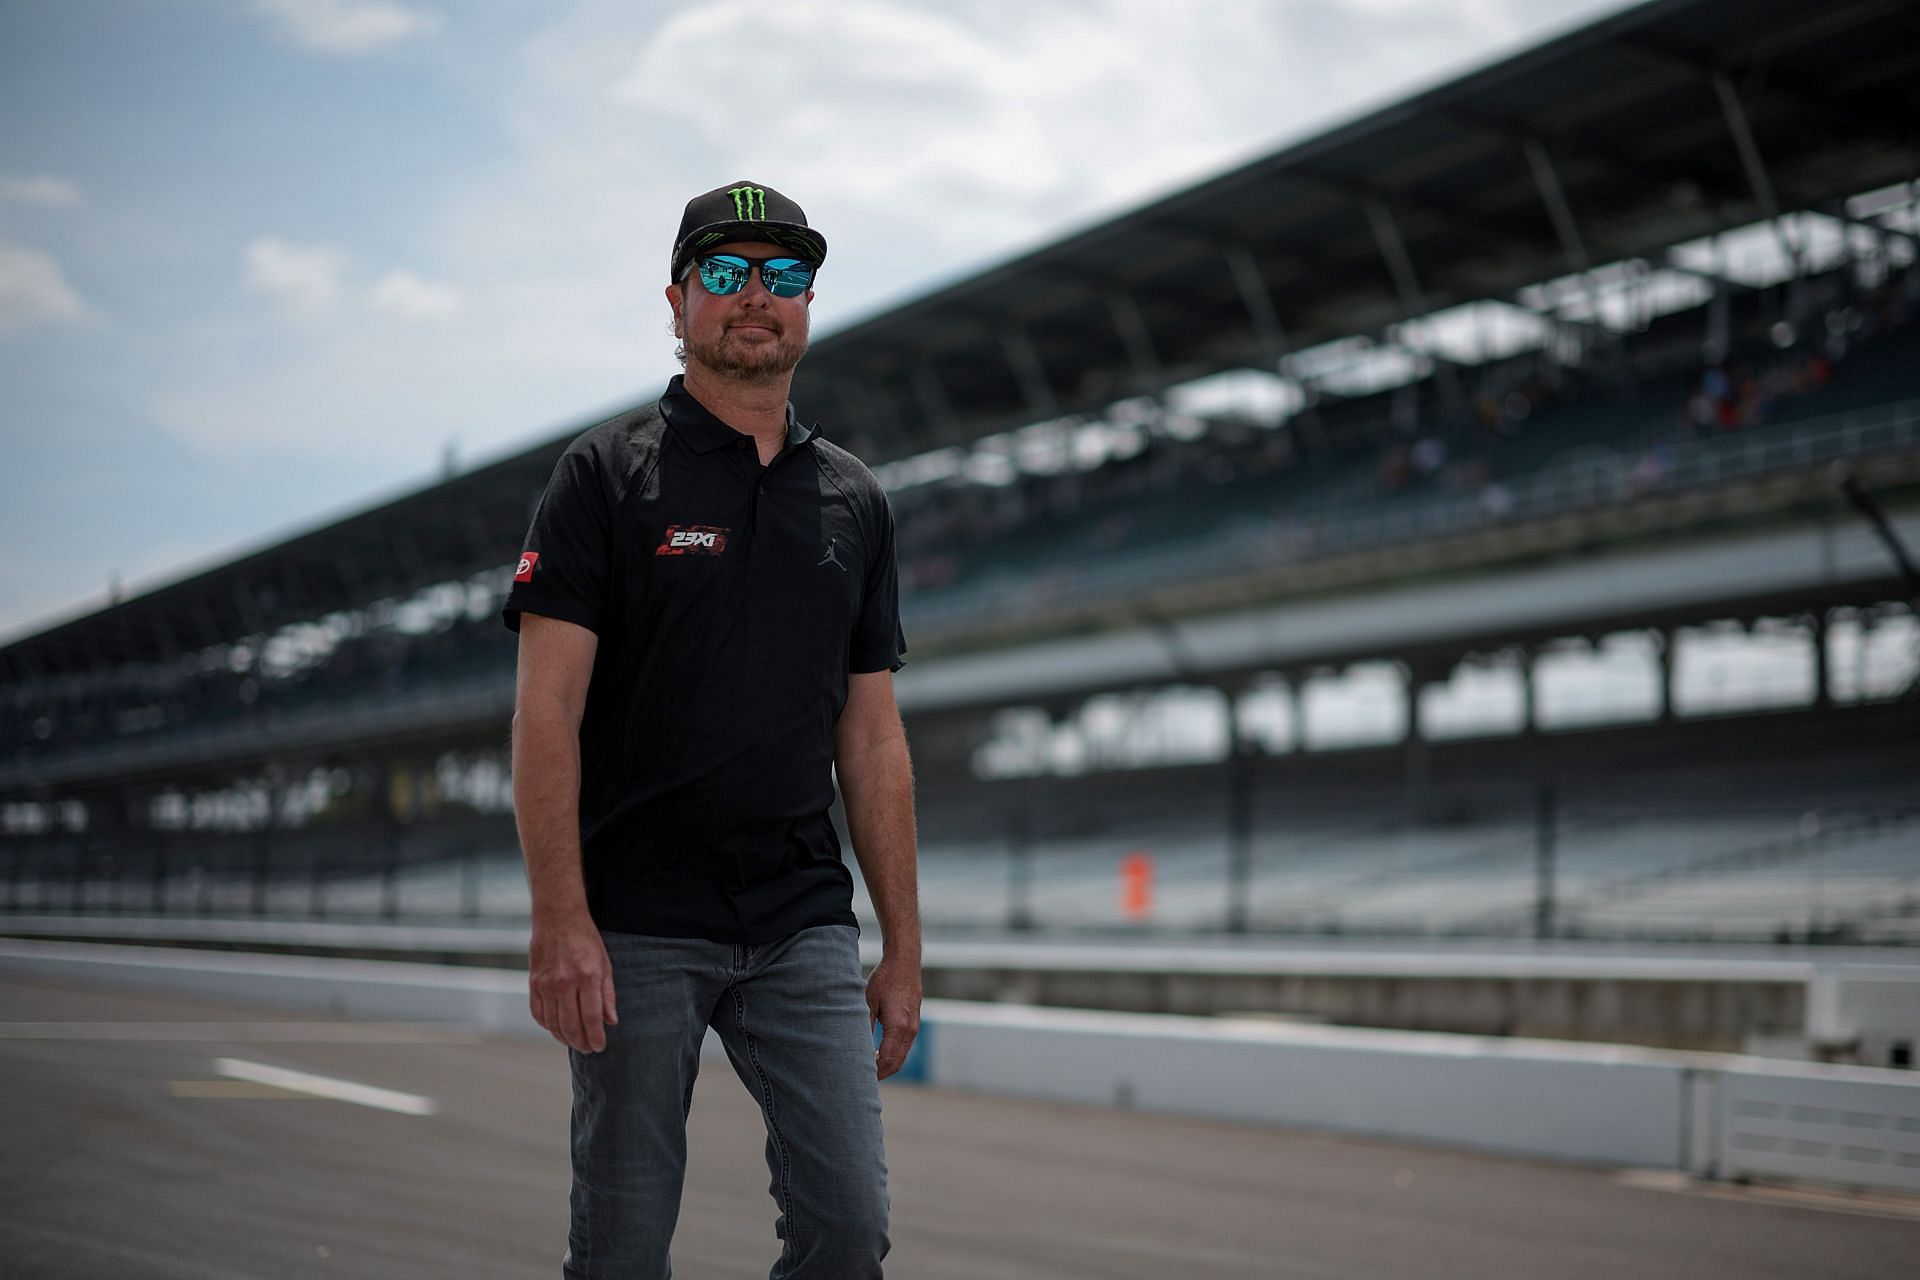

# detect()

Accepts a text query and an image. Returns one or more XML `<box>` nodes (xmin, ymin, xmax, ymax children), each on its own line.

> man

<box><xmin>502</xmin><ymin>180</ymin><xmax>921</xmax><ymax>1279</ymax></box>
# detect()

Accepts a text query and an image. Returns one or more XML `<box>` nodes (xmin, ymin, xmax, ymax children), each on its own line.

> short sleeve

<box><xmin>501</xmin><ymin>443</ymin><xmax>611</xmax><ymax>635</ymax></box>
<box><xmin>849</xmin><ymin>492</ymin><xmax>907</xmax><ymax>673</ymax></box>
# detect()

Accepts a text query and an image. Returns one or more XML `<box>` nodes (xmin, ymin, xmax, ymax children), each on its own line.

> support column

<box><xmin>1524</xmin><ymin>138</ymin><xmax>1627</xmax><ymax>379</ymax></box>
<box><xmin>311</xmin><ymin>774</ymin><xmax>334</xmax><ymax>917</ymax></box>
<box><xmin>1713</xmin><ymin>68</ymin><xmax>1806</xmax><ymax>326</ymax></box>
<box><xmin>250</xmin><ymin>824</ymin><xmax>271</xmax><ymax>917</ymax></box>
<box><xmin>394</xmin><ymin>524</ymin><xmax>434</xmax><ymax>590</ymax></box>
<box><xmin>1403</xmin><ymin>660</ymin><xmax>1434</xmax><ymax>814</ymax></box>
<box><xmin>847</xmin><ymin>382</ymin><xmax>905</xmax><ymax>458</ymax></box>
<box><xmin>148</xmin><ymin>611</ymin><xmax>186</xmax><ymax>666</ymax></box>
<box><xmin>1703</xmin><ymin>243</ymin><xmax>1731</xmax><ymax>364</ymax></box>
<box><xmin>1809</xmin><ymin>609</ymin><xmax>1831</xmax><ymax>709</ymax></box>
<box><xmin>459</xmin><ymin>507</ymin><xmax>498</xmax><ymax>570</ymax></box>
<box><xmin>1002</xmin><ymin>326</ymin><xmax>1059</xmax><ymax>421</ymax></box>
<box><xmin>1106</xmin><ymin>289</ymin><xmax>1164</xmax><ymax>397</ymax></box>
<box><xmin>1224</xmin><ymin>242</ymin><xmax>1289</xmax><ymax>365</ymax></box>
<box><xmin>151</xmin><ymin>814</ymin><xmax>169</xmax><ymax>914</ymax></box>
<box><xmin>62</xmin><ymin>790</ymin><xmax>86</xmax><ymax>915</ymax></box>
<box><xmin>461</xmin><ymin>841</ymin><xmax>485</xmax><ymax>922</ymax></box>
<box><xmin>106</xmin><ymin>787</ymin><xmax>135</xmax><ymax>915</ymax></box>
<box><xmin>230</xmin><ymin>577</ymin><xmax>270</xmax><ymax>639</ymax></box>
<box><xmin>251</xmin><ymin>763</ymin><xmax>284</xmax><ymax>917</ymax></box>
<box><xmin>1221</xmin><ymin>676</ymin><xmax>1258</xmax><ymax>935</ymax></box>
<box><xmin>1364</xmin><ymin>196</ymin><xmax>1467</xmax><ymax>422</ymax></box>
<box><xmin>912</xmin><ymin>360</ymin><xmax>960</xmax><ymax>447</ymax></box>
<box><xmin>1290</xmin><ymin>672</ymin><xmax>1313</xmax><ymax>754</ymax></box>
<box><xmin>1523</xmin><ymin>137</ymin><xmax>1593</xmax><ymax>276</ymax></box>
<box><xmin>1223</xmin><ymin>242</ymin><xmax>1327</xmax><ymax>451</ymax></box>
<box><xmin>1658</xmin><ymin>627</ymin><xmax>1678</xmax><ymax>724</ymax></box>
<box><xmin>1007</xmin><ymin>774</ymin><xmax>1035</xmax><ymax>933</ymax></box>
<box><xmin>1534</xmin><ymin>781</ymin><xmax>1558</xmax><ymax>941</ymax></box>
<box><xmin>378</xmin><ymin>758</ymin><xmax>403</xmax><ymax>920</ymax></box>
<box><xmin>2</xmin><ymin>808</ymin><xmax>19</xmax><ymax>912</ymax></box>
<box><xmin>1518</xmin><ymin>645</ymin><xmax>1541</xmax><ymax>737</ymax></box>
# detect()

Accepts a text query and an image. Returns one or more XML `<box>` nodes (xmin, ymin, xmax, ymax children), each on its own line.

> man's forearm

<box><xmin>840</xmin><ymin>738</ymin><xmax>921</xmax><ymax>957</ymax></box>
<box><xmin>512</xmin><ymin>707</ymin><xmax>591</xmax><ymax>921</ymax></box>
<box><xmin>512</xmin><ymin>700</ymin><xmax>615</xmax><ymax>1054</ymax></box>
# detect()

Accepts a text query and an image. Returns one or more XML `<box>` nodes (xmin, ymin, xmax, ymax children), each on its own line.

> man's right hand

<box><xmin>529</xmin><ymin>912</ymin><xmax>618</xmax><ymax>1053</ymax></box>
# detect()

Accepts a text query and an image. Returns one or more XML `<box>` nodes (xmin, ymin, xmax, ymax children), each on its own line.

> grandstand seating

<box><xmin>19</xmin><ymin>712</ymin><xmax>1905</xmax><ymax>949</ymax></box>
<box><xmin>17</xmin><ymin>807</ymin><xmax>1911</xmax><ymax>946</ymax></box>
<box><xmin>892</xmin><ymin>276</ymin><xmax>1920</xmax><ymax>632</ymax></box>
<box><xmin>855</xmin><ymin>802</ymin><xmax>1917</xmax><ymax>944</ymax></box>
<box><xmin>850</xmin><ymin>716</ymin><xmax>1920</xmax><ymax>943</ymax></box>
<box><xmin>4</xmin><ymin>265</ymin><xmax>1913</xmax><ymax>772</ymax></box>
<box><xmin>4</xmin><ymin>659</ymin><xmax>1912</xmax><ymax>957</ymax></box>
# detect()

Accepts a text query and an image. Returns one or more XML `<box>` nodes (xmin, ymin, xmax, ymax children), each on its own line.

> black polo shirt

<box><xmin>501</xmin><ymin>375</ymin><xmax>906</xmax><ymax>943</ymax></box>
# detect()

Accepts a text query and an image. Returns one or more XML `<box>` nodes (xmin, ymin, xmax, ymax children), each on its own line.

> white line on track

<box><xmin>213</xmin><ymin>1057</ymin><xmax>437</xmax><ymax>1116</ymax></box>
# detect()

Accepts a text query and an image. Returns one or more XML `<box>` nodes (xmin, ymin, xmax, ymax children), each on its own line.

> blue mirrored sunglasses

<box><xmin>691</xmin><ymin>253</ymin><xmax>815</xmax><ymax>299</ymax></box>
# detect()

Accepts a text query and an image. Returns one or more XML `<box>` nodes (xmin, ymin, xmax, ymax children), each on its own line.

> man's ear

<box><xmin>665</xmin><ymin>283</ymin><xmax>684</xmax><ymax>337</ymax></box>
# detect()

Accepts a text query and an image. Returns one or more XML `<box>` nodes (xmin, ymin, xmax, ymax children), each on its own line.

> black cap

<box><xmin>669</xmin><ymin>181</ymin><xmax>828</xmax><ymax>282</ymax></box>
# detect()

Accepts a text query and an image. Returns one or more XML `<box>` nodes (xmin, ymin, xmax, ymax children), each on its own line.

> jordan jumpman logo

<box><xmin>818</xmin><ymin>537</ymin><xmax>846</xmax><ymax>571</ymax></box>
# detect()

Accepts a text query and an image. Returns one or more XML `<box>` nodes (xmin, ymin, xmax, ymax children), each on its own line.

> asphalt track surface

<box><xmin>2</xmin><ymin>976</ymin><xmax>1916</xmax><ymax>1280</ymax></box>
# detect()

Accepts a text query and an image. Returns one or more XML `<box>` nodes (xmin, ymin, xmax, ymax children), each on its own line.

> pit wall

<box><xmin>5</xmin><ymin>939</ymin><xmax>1915</xmax><ymax>1194</ymax></box>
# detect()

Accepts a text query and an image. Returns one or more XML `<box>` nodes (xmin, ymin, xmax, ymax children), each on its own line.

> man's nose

<box><xmin>737</xmin><ymin>267</ymin><xmax>774</xmax><ymax>300</ymax></box>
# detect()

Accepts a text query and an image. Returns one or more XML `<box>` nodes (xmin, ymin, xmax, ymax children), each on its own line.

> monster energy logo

<box><xmin>727</xmin><ymin>185</ymin><xmax>767</xmax><ymax>220</ymax></box>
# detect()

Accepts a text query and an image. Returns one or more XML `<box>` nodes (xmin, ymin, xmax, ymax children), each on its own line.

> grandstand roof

<box><xmin>797</xmin><ymin>0</ymin><xmax>1918</xmax><ymax>460</ymax></box>
<box><xmin>6</xmin><ymin>0</ymin><xmax>1916</xmax><ymax>680</ymax></box>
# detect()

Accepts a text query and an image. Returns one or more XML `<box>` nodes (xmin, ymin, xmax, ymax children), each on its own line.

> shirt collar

<box><xmin>663</xmin><ymin>374</ymin><xmax>814</xmax><ymax>453</ymax></box>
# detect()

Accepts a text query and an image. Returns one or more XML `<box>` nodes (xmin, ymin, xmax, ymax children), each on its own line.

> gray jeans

<box><xmin>563</xmin><ymin>923</ymin><xmax>889</xmax><ymax>1279</ymax></box>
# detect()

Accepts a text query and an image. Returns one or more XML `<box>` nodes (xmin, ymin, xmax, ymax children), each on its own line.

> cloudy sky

<box><xmin>0</xmin><ymin>0</ymin><xmax>1634</xmax><ymax>643</ymax></box>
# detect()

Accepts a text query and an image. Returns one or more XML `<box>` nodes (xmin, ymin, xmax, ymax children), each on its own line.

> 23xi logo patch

<box><xmin>655</xmin><ymin>525</ymin><xmax>731</xmax><ymax>556</ymax></box>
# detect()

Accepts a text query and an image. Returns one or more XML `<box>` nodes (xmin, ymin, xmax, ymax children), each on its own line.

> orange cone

<box><xmin>1120</xmin><ymin>850</ymin><xmax>1155</xmax><ymax>922</ymax></box>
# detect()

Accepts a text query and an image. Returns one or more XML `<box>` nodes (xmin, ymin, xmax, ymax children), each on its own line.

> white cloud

<box><xmin>0</xmin><ymin>175</ymin><xmax>84</xmax><ymax>208</ymax></box>
<box><xmin>153</xmin><ymin>0</ymin><xmax>1632</xmax><ymax>472</ymax></box>
<box><xmin>602</xmin><ymin>0</ymin><xmax>1608</xmax><ymax>286</ymax></box>
<box><xmin>0</xmin><ymin>241</ymin><xmax>92</xmax><ymax>335</ymax></box>
<box><xmin>245</xmin><ymin>243</ymin><xmax>465</xmax><ymax>321</ymax></box>
<box><xmin>244</xmin><ymin>238</ymin><xmax>347</xmax><ymax>312</ymax></box>
<box><xmin>251</xmin><ymin>0</ymin><xmax>444</xmax><ymax>55</ymax></box>
<box><xmin>611</xmin><ymin>2</ymin><xmax>1127</xmax><ymax>252</ymax></box>
<box><xmin>369</xmin><ymin>269</ymin><xmax>463</xmax><ymax>319</ymax></box>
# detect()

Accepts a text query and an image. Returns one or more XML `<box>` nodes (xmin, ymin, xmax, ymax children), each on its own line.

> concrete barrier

<box><xmin>1701</xmin><ymin>1057</ymin><xmax>1920</xmax><ymax>1192</ymax></box>
<box><xmin>7</xmin><ymin>938</ymin><xmax>1918</xmax><ymax>1193</ymax></box>
<box><xmin>917</xmin><ymin>1001</ymin><xmax>1689</xmax><ymax>1167</ymax></box>
<box><xmin>14</xmin><ymin>915</ymin><xmax>1915</xmax><ymax>1058</ymax></box>
<box><xmin>0</xmin><ymin>938</ymin><xmax>540</xmax><ymax>1036</ymax></box>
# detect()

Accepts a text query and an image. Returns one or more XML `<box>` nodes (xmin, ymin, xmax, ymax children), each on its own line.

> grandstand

<box><xmin>892</xmin><ymin>709</ymin><xmax>1920</xmax><ymax>944</ymax></box>
<box><xmin>2</xmin><ymin>0</ymin><xmax>1917</xmax><ymax>962</ymax></box>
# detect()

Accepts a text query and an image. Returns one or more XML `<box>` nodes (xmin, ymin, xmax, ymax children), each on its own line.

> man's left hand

<box><xmin>865</xmin><ymin>953</ymin><xmax>922</xmax><ymax>1081</ymax></box>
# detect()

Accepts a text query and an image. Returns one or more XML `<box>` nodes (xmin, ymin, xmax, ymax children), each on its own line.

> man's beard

<box><xmin>689</xmin><ymin>315</ymin><xmax>809</xmax><ymax>382</ymax></box>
